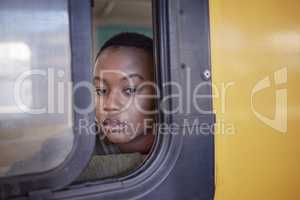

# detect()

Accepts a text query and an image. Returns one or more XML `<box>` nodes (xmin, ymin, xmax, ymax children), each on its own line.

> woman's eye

<box><xmin>95</xmin><ymin>88</ymin><xmax>107</xmax><ymax>96</ymax></box>
<box><xmin>123</xmin><ymin>87</ymin><xmax>137</xmax><ymax>96</ymax></box>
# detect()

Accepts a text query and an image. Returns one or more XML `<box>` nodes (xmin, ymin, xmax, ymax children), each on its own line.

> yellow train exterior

<box><xmin>210</xmin><ymin>0</ymin><xmax>300</xmax><ymax>199</ymax></box>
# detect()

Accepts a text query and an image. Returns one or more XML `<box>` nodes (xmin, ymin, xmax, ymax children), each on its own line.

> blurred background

<box><xmin>93</xmin><ymin>0</ymin><xmax>152</xmax><ymax>57</ymax></box>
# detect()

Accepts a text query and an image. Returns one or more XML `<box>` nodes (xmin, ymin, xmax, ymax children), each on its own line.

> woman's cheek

<box><xmin>133</xmin><ymin>96</ymin><xmax>149</xmax><ymax>114</ymax></box>
<box><xmin>95</xmin><ymin>110</ymin><xmax>101</xmax><ymax>123</ymax></box>
<box><xmin>95</xmin><ymin>99</ymin><xmax>105</xmax><ymax>122</ymax></box>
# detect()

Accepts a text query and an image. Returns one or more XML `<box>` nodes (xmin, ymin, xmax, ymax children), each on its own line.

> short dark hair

<box><xmin>96</xmin><ymin>32</ymin><xmax>153</xmax><ymax>60</ymax></box>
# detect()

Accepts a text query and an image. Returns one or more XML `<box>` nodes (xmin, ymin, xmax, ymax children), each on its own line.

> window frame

<box><xmin>1</xmin><ymin>0</ymin><xmax>215</xmax><ymax>199</ymax></box>
<box><xmin>44</xmin><ymin>0</ymin><xmax>185</xmax><ymax>199</ymax></box>
<box><xmin>47</xmin><ymin>0</ymin><xmax>214</xmax><ymax>199</ymax></box>
<box><xmin>53</xmin><ymin>0</ymin><xmax>214</xmax><ymax>200</ymax></box>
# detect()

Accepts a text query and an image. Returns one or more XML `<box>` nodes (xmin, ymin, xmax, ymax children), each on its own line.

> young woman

<box><xmin>76</xmin><ymin>33</ymin><xmax>157</xmax><ymax>182</ymax></box>
<box><xmin>93</xmin><ymin>32</ymin><xmax>156</xmax><ymax>155</ymax></box>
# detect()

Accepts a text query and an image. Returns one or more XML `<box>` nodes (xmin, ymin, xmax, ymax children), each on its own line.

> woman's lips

<box><xmin>102</xmin><ymin>119</ymin><xmax>127</xmax><ymax>132</ymax></box>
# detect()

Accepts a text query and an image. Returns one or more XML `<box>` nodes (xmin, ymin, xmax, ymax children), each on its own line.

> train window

<box><xmin>1</xmin><ymin>0</ymin><xmax>214</xmax><ymax>199</ymax></box>
<box><xmin>0</xmin><ymin>0</ymin><xmax>157</xmax><ymax>196</ymax></box>
<box><xmin>75</xmin><ymin>0</ymin><xmax>155</xmax><ymax>182</ymax></box>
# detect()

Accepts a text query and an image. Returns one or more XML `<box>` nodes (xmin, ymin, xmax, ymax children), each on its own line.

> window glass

<box><xmin>0</xmin><ymin>0</ymin><xmax>73</xmax><ymax>177</ymax></box>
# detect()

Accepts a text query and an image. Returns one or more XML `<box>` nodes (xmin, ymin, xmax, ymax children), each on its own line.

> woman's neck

<box><xmin>118</xmin><ymin>132</ymin><xmax>155</xmax><ymax>154</ymax></box>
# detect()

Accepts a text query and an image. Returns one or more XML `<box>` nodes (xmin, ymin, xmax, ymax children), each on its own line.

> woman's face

<box><xmin>94</xmin><ymin>46</ymin><xmax>155</xmax><ymax>144</ymax></box>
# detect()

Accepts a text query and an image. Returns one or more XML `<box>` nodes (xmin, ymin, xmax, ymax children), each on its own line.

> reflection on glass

<box><xmin>0</xmin><ymin>0</ymin><xmax>73</xmax><ymax>177</ymax></box>
<box><xmin>0</xmin><ymin>42</ymin><xmax>32</xmax><ymax>113</ymax></box>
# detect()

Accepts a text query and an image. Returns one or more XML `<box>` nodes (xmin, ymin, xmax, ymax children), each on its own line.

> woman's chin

<box><xmin>106</xmin><ymin>131</ymin><xmax>134</xmax><ymax>144</ymax></box>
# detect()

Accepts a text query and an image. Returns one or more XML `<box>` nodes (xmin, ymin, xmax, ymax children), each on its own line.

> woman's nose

<box><xmin>103</xmin><ymin>89</ymin><xmax>122</xmax><ymax>112</ymax></box>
